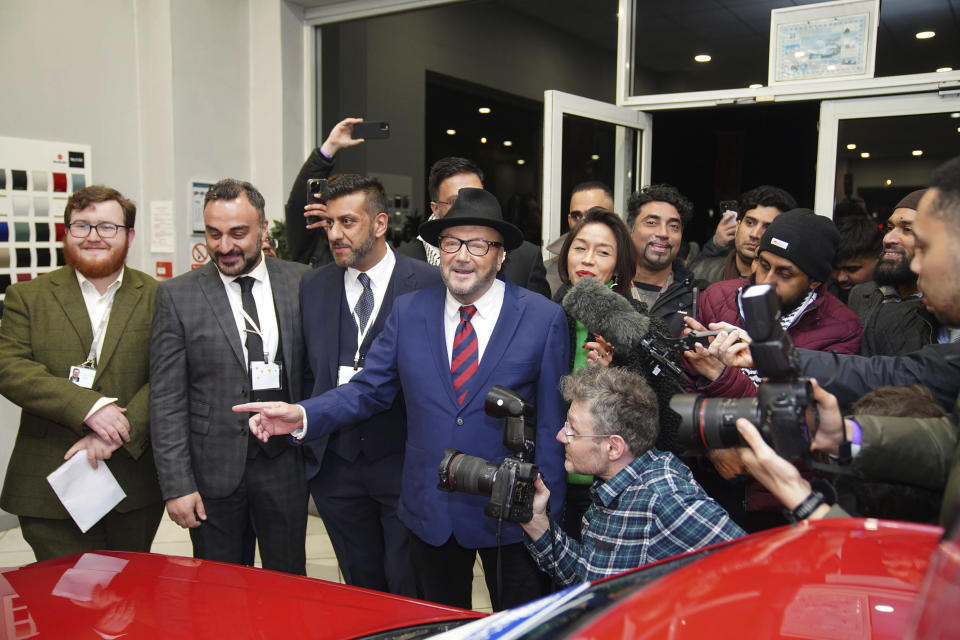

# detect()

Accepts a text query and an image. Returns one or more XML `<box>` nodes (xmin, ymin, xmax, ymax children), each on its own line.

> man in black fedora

<box><xmin>235</xmin><ymin>188</ymin><xmax>569</xmax><ymax>611</ymax></box>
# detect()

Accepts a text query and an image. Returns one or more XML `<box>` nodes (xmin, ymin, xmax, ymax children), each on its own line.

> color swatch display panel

<box><xmin>0</xmin><ymin>137</ymin><xmax>92</xmax><ymax>301</ymax></box>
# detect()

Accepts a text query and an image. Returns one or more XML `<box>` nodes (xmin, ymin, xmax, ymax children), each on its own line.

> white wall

<box><xmin>0</xmin><ymin>0</ymin><xmax>307</xmax><ymax>527</ymax></box>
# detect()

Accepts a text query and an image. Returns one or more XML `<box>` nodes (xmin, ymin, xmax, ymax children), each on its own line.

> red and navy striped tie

<box><xmin>451</xmin><ymin>305</ymin><xmax>478</xmax><ymax>405</ymax></box>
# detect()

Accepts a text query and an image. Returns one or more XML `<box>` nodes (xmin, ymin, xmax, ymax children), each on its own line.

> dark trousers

<box><xmin>309</xmin><ymin>450</ymin><xmax>416</xmax><ymax>596</ymax></box>
<box><xmin>20</xmin><ymin>501</ymin><xmax>164</xmax><ymax>562</ymax></box>
<box><xmin>190</xmin><ymin>446</ymin><xmax>308</xmax><ymax>575</ymax></box>
<box><xmin>407</xmin><ymin>530</ymin><xmax>553</xmax><ymax>611</ymax></box>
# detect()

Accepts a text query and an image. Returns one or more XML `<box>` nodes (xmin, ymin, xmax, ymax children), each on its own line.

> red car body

<box><xmin>0</xmin><ymin>518</ymin><xmax>955</xmax><ymax>639</ymax></box>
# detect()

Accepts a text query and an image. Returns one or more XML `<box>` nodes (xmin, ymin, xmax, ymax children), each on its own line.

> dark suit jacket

<box><xmin>0</xmin><ymin>266</ymin><xmax>161</xmax><ymax>519</ymax></box>
<box><xmin>149</xmin><ymin>258</ymin><xmax>309</xmax><ymax>501</ymax></box>
<box><xmin>396</xmin><ymin>238</ymin><xmax>551</xmax><ymax>298</ymax></box>
<box><xmin>300</xmin><ymin>250</ymin><xmax>442</xmax><ymax>478</ymax></box>
<box><xmin>298</xmin><ymin>280</ymin><xmax>569</xmax><ymax>549</ymax></box>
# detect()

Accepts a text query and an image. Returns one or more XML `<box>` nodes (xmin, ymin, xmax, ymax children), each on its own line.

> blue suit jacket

<box><xmin>299</xmin><ymin>250</ymin><xmax>442</xmax><ymax>479</ymax></box>
<box><xmin>299</xmin><ymin>279</ymin><xmax>569</xmax><ymax>548</ymax></box>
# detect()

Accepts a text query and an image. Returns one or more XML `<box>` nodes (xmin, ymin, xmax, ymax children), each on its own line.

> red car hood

<box><xmin>0</xmin><ymin>551</ymin><xmax>482</xmax><ymax>639</ymax></box>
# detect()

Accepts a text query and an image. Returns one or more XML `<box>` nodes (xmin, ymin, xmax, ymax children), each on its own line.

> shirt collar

<box><xmin>592</xmin><ymin>450</ymin><xmax>657</xmax><ymax>507</ymax></box>
<box><xmin>444</xmin><ymin>278</ymin><xmax>505</xmax><ymax>321</ymax></box>
<box><xmin>75</xmin><ymin>266</ymin><xmax>125</xmax><ymax>293</ymax></box>
<box><xmin>218</xmin><ymin>253</ymin><xmax>268</xmax><ymax>288</ymax></box>
<box><xmin>346</xmin><ymin>247</ymin><xmax>395</xmax><ymax>290</ymax></box>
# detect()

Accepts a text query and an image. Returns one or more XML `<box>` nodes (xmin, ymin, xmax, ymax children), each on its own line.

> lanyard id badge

<box><xmin>68</xmin><ymin>363</ymin><xmax>96</xmax><ymax>389</ymax></box>
<box><xmin>251</xmin><ymin>359</ymin><xmax>283</xmax><ymax>391</ymax></box>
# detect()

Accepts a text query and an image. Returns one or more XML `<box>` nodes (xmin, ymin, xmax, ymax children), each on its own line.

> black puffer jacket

<box><xmin>847</xmin><ymin>282</ymin><xmax>938</xmax><ymax>356</ymax></box>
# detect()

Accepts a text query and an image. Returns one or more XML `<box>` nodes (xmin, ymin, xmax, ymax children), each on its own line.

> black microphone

<box><xmin>561</xmin><ymin>276</ymin><xmax>651</xmax><ymax>350</ymax></box>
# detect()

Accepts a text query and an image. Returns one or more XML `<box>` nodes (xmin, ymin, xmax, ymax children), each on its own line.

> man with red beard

<box><xmin>848</xmin><ymin>189</ymin><xmax>942</xmax><ymax>355</ymax></box>
<box><xmin>0</xmin><ymin>186</ymin><xmax>163</xmax><ymax>560</ymax></box>
<box><xmin>150</xmin><ymin>179</ymin><xmax>310</xmax><ymax>574</ymax></box>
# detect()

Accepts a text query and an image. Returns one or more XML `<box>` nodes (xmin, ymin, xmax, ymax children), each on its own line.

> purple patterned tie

<box><xmin>450</xmin><ymin>305</ymin><xmax>478</xmax><ymax>405</ymax></box>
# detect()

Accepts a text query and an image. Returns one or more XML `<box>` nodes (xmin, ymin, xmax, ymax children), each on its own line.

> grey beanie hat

<box><xmin>757</xmin><ymin>208</ymin><xmax>839</xmax><ymax>283</ymax></box>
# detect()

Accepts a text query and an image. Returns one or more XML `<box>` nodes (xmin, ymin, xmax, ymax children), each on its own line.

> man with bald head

<box><xmin>848</xmin><ymin>189</ymin><xmax>942</xmax><ymax>355</ymax></box>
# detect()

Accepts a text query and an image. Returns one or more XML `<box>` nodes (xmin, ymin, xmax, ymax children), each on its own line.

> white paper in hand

<box><xmin>46</xmin><ymin>451</ymin><xmax>126</xmax><ymax>533</ymax></box>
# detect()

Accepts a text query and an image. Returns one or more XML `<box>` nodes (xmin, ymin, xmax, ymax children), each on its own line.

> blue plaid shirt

<box><xmin>525</xmin><ymin>448</ymin><xmax>745</xmax><ymax>585</ymax></box>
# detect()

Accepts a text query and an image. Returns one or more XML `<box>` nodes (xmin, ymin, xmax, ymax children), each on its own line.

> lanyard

<box><xmin>83</xmin><ymin>296</ymin><xmax>114</xmax><ymax>367</ymax></box>
<box><xmin>351</xmin><ymin>306</ymin><xmax>373</xmax><ymax>369</ymax></box>
<box><xmin>239</xmin><ymin>306</ymin><xmax>272</xmax><ymax>364</ymax></box>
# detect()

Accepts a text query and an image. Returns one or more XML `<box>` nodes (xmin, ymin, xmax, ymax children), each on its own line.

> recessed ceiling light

<box><xmin>885</xmin><ymin>179</ymin><xmax>892</xmax><ymax>186</ymax></box>
<box><xmin>951</xmin><ymin>113</ymin><xmax>960</xmax><ymax>118</ymax></box>
<box><xmin>446</xmin><ymin>129</ymin><xmax>456</xmax><ymax>136</ymax></box>
<box><xmin>936</xmin><ymin>67</ymin><xmax>953</xmax><ymax>73</ymax></box>
<box><xmin>748</xmin><ymin>83</ymin><xmax>763</xmax><ymax>89</ymax></box>
<box><xmin>480</xmin><ymin>137</ymin><xmax>487</xmax><ymax>144</ymax></box>
<box><xmin>860</xmin><ymin>152</ymin><xmax>871</xmax><ymax>158</ymax></box>
<box><xmin>503</xmin><ymin>140</ymin><xmax>513</xmax><ymax>147</ymax></box>
<box><xmin>915</xmin><ymin>31</ymin><xmax>936</xmax><ymax>39</ymax></box>
<box><xmin>591</xmin><ymin>154</ymin><xmax>600</xmax><ymax>160</ymax></box>
<box><xmin>516</xmin><ymin>159</ymin><xmax>526</xmax><ymax>166</ymax></box>
<box><xmin>694</xmin><ymin>54</ymin><xmax>711</xmax><ymax>63</ymax></box>
<box><xmin>478</xmin><ymin>107</ymin><xmax>491</xmax><ymax>114</ymax></box>
<box><xmin>846</xmin><ymin>143</ymin><xmax>857</xmax><ymax>150</ymax></box>
<box><xmin>912</xmin><ymin>149</ymin><xmax>924</xmax><ymax>156</ymax></box>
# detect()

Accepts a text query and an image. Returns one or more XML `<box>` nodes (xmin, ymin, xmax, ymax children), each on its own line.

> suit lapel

<box><xmin>198</xmin><ymin>263</ymin><xmax>246</xmax><ymax>369</ymax></box>
<box><xmin>266</xmin><ymin>258</ymin><xmax>299</xmax><ymax>380</ymax></box>
<box><xmin>50</xmin><ymin>267</ymin><xmax>94</xmax><ymax>352</ymax></box>
<box><xmin>316</xmin><ymin>266</ymin><xmax>345</xmax><ymax>384</ymax></box>
<box><xmin>424</xmin><ymin>286</ymin><xmax>459</xmax><ymax>407</ymax></box>
<box><xmin>362</xmin><ymin>251</ymin><xmax>411</xmax><ymax>351</ymax></box>
<box><xmin>458</xmin><ymin>282</ymin><xmax>523</xmax><ymax>409</ymax></box>
<box><xmin>94</xmin><ymin>271</ymin><xmax>143</xmax><ymax>377</ymax></box>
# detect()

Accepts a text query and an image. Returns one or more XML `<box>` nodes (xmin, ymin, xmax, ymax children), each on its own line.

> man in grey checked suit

<box><xmin>150</xmin><ymin>179</ymin><xmax>309</xmax><ymax>574</ymax></box>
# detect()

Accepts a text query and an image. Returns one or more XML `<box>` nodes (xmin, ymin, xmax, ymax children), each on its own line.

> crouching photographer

<box><xmin>518</xmin><ymin>367</ymin><xmax>744</xmax><ymax>586</ymax></box>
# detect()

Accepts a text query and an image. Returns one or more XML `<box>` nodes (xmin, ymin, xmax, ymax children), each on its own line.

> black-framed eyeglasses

<box><xmin>433</xmin><ymin>196</ymin><xmax>457</xmax><ymax>209</ymax></box>
<box><xmin>438</xmin><ymin>236</ymin><xmax>503</xmax><ymax>257</ymax></box>
<box><xmin>66</xmin><ymin>222</ymin><xmax>130</xmax><ymax>238</ymax></box>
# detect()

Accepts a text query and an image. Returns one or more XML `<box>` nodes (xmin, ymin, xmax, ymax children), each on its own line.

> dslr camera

<box><xmin>670</xmin><ymin>284</ymin><xmax>812</xmax><ymax>461</ymax></box>
<box><xmin>437</xmin><ymin>386</ymin><xmax>539</xmax><ymax>523</ymax></box>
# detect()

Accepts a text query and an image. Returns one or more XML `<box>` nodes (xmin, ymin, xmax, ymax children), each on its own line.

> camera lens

<box><xmin>437</xmin><ymin>450</ymin><xmax>498</xmax><ymax>496</ymax></box>
<box><xmin>670</xmin><ymin>394</ymin><xmax>760</xmax><ymax>454</ymax></box>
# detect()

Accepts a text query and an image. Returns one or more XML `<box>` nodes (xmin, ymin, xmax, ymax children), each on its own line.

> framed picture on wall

<box><xmin>768</xmin><ymin>0</ymin><xmax>879</xmax><ymax>86</ymax></box>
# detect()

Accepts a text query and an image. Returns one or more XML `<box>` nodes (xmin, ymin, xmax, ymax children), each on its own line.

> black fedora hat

<box><xmin>418</xmin><ymin>188</ymin><xmax>524</xmax><ymax>251</ymax></box>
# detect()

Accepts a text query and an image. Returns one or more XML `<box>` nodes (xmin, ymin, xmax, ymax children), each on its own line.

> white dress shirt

<box><xmin>344</xmin><ymin>247</ymin><xmax>396</xmax><ymax>349</ymax></box>
<box><xmin>444</xmin><ymin>278</ymin><xmax>505</xmax><ymax>365</ymax></box>
<box><xmin>218</xmin><ymin>255</ymin><xmax>280</xmax><ymax>366</ymax></box>
<box><xmin>76</xmin><ymin>268</ymin><xmax>124</xmax><ymax>419</ymax></box>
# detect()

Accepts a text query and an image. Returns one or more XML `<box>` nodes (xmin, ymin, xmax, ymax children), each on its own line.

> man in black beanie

<box><xmin>686</xmin><ymin>208</ymin><xmax>864</xmax><ymax>400</ymax></box>
<box><xmin>683</xmin><ymin>208</ymin><xmax>864</xmax><ymax>531</ymax></box>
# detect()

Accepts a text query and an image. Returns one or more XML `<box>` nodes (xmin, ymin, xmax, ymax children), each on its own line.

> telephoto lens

<box><xmin>437</xmin><ymin>449</ymin><xmax>498</xmax><ymax>496</ymax></box>
<box><xmin>669</xmin><ymin>394</ymin><xmax>760</xmax><ymax>454</ymax></box>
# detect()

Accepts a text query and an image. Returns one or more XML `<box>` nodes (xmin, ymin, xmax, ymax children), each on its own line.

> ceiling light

<box><xmin>936</xmin><ymin>67</ymin><xmax>953</xmax><ymax>73</ymax></box>
<box><xmin>950</xmin><ymin>113</ymin><xmax>960</xmax><ymax>118</ymax></box>
<box><xmin>748</xmin><ymin>83</ymin><xmax>763</xmax><ymax>89</ymax></box>
<box><xmin>516</xmin><ymin>159</ymin><xmax>525</xmax><ymax>166</ymax></box>
<box><xmin>478</xmin><ymin>107</ymin><xmax>491</xmax><ymax>114</ymax></box>
<box><xmin>846</xmin><ymin>143</ymin><xmax>857</xmax><ymax>150</ymax></box>
<box><xmin>503</xmin><ymin>140</ymin><xmax>513</xmax><ymax>147</ymax></box>
<box><xmin>480</xmin><ymin>137</ymin><xmax>487</xmax><ymax>144</ymax></box>
<box><xmin>915</xmin><ymin>31</ymin><xmax>935</xmax><ymax>39</ymax></box>
<box><xmin>446</xmin><ymin>129</ymin><xmax>456</xmax><ymax>136</ymax></box>
<box><xmin>912</xmin><ymin>149</ymin><xmax>923</xmax><ymax>156</ymax></box>
<box><xmin>874</xmin><ymin>605</ymin><xmax>895</xmax><ymax>614</ymax></box>
<box><xmin>591</xmin><ymin>154</ymin><xmax>600</xmax><ymax>160</ymax></box>
<box><xmin>885</xmin><ymin>179</ymin><xmax>892</xmax><ymax>186</ymax></box>
<box><xmin>694</xmin><ymin>54</ymin><xmax>711</xmax><ymax>63</ymax></box>
<box><xmin>860</xmin><ymin>152</ymin><xmax>870</xmax><ymax>158</ymax></box>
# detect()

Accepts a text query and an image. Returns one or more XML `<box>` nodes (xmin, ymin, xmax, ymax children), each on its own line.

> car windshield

<box><xmin>432</xmin><ymin>546</ymin><xmax>719</xmax><ymax>640</ymax></box>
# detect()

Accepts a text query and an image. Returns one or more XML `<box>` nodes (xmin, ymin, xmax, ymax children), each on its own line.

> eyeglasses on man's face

<box><xmin>560</xmin><ymin>423</ymin><xmax>613</xmax><ymax>445</ymax></box>
<box><xmin>437</xmin><ymin>236</ymin><xmax>503</xmax><ymax>257</ymax></box>
<box><xmin>66</xmin><ymin>221</ymin><xmax>129</xmax><ymax>239</ymax></box>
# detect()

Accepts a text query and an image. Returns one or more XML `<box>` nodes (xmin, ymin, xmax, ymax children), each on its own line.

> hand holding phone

<box><xmin>714</xmin><ymin>202</ymin><xmax>738</xmax><ymax>248</ymax></box>
<box><xmin>351</xmin><ymin>121</ymin><xmax>390</xmax><ymax>140</ymax></box>
<box><xmin>305</xmin><ymin>179</ymin><xmax>328</xmax><ymax>227</ymax></box>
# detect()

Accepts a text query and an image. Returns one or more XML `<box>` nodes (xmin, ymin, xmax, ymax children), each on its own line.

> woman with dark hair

<box><xmin>552</xmin><ymin>207</ymin><xmax>683</xmax><ymax>540</ymax></box>
<box><xmin>554</xmin><ymin>207</ymin><xmax>638</xmax><ymax>368</ymax></box>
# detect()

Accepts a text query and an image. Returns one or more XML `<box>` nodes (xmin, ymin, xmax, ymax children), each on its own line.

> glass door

<box><xmin>542</xmin><ymin>90</ymin><xmax>652</xmax><ymax>251</ymax></box>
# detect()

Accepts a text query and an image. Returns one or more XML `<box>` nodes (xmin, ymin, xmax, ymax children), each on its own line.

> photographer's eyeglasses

<box><xmin>561</xmin><ymin>429</ymin><xmax>613</xmax><ymax>444</ymax></box>
<box><xmin>438</xmin><ymin>236</ymin><xmax>503</xmax><ymax>257</ymax></box>
<box><xmin>66</xmin><ymin>222</ymin><xmax>129</xmax><ymax>239</ymax></box>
